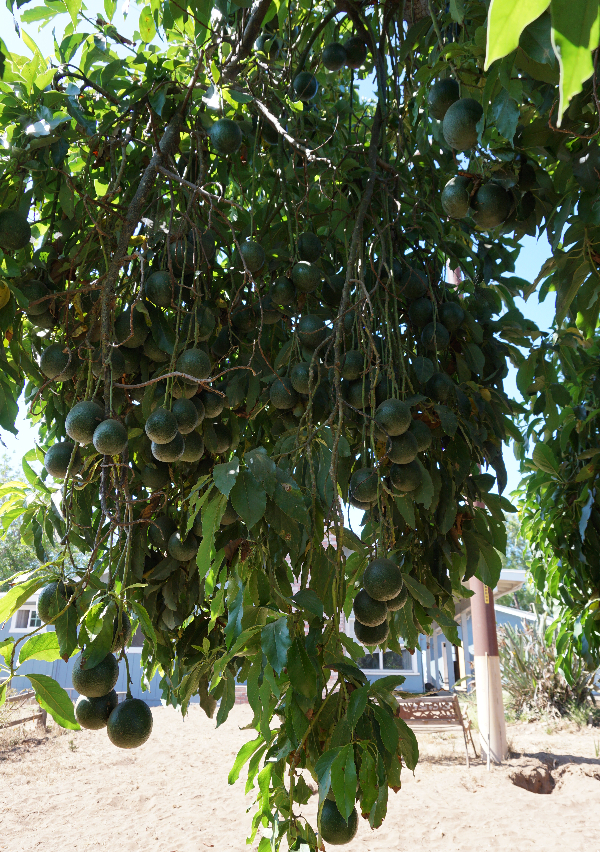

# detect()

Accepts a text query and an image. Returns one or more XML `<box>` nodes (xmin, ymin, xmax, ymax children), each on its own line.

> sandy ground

<box><xmin>1</xmin><ymin>704</ymin><xmax>600</xmax><ymax>852</ymax></box>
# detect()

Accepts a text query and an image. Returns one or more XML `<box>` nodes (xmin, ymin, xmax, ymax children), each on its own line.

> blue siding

<box><xmin>5</xmin><ymin>651</ymin><xmax>166</xmax><ymax>706</ymax></box>
<box><xmin>3</xmin><ymin>593</ymin><xmax>535</xmax><ymax>702</ymax></box>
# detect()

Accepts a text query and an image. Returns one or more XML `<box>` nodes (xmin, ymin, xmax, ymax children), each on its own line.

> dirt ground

<box><xmin>1</xmin><ymin>704</ymin><xmax>599</xmax><ymax>851</ymax></box>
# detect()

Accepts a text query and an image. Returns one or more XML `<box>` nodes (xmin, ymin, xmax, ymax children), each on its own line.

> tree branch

<box><xmin>223</xmin><ymin>0</ymin><xmax>274</xmax><ymax>80</ymax></box>
<box><xmin>292</xmin><ymin>9</ymin><xmax>338</xmax><ymax>79</ymax></box>
<box><xmin>54</xmin><ymin>64</ymin><xmax>120</xmax><ymax>105</ymax></box>
<box><xmin>253</xmin><ymin>99</ymin><xmax>334</xmax><ymax>166</ymax></box>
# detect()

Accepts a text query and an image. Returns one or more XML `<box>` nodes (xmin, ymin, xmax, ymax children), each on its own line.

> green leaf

<box><xmin>532</xmin><ymin>442</ymin><xmax>560</xmax><ymax>475</ymax></box>
<box><xmin>139</xmin><ymin>6</ymin><xmax>157</xmax><ymax>42</ymax></box>
<box><xmin>428</xmin><ymin>605</ymin><xmax>461</xmax><ymax>645</ymax></box>
<box><xmin>19</xmin><ymin>632</ymin><xmax>61</xmax><ymax>663</ymax></box>
<box><xmin>224</xmin><ymin>574</ymin><xmax>244</xmax><ymax>648</ymax></box>
<box><xmin>396</xmin><ymin>717</ymin><xmax>419</xmax><ymax>771</ymax></box>
<box><xmin>216</xmin><ymin>668</ymin><xmax>236</xmax><ymax>727</ymax></box>
<box><xmin>245</xmin><ymin>449</ymin><xmax>277</xmax><ymax>497</ymax></box>
<box><xmin>331</xmin><ymin>744</ymin><xmax>357</xmax><ymax>821</ymax></box>
<box><xmin>0</xmin><ymin>637</ymin><xmax>15</xmax><ymax>666</ymax></box>
<box><xmin>449</xmin><ymin>0</ymin><xmax>465</xmax><ymax>23</ymax></box>
<box><xmin>475</xmin><ymin>535</ymin><xmax>503</xmax><ymax>588</ymax></box>
<box><xmin>129</xmin><ymin>600</ymin><xmax>156</xmax><ymax>647</ymax></box>
<box><xmin>394</xmin><ymin>493</ymin><xmax>416</xmax><ymax>528</ymax></box>
<box><xmin>402</xmin><ymin>573</ymin><xmax>435</xmax><ymax>608</ymax></box>
<box><xmin>213</xmin><ymin>455</ymin><xmax>240</xmax><ymax>497</ymax></box>
<box><xmin>230</xmin><ymin>469</ymin><xmax>267</xmax><ymax>528</ymax></box>
<box><xmin>197</xmin><ymin>490</ymin><xmax>226</xmax><ymax>579</ymax></box>
<box><xmin>551</xmin><ymin>0</ymin><xmax>600</xmax><ymax>124</ymax></box>
<box><xmin>369</xmin><ymin>781</ymin><xmax>388</xmax><ymax>829</ymax></box>
<box><xmin>372</xmin><ymin>704</ymin><xmax>399</xmax><ymax>753</ymax></box>
<box><xmin>0</xmin><ymin>577</ymin><xmax>44</xmax><ymax>624</ymax></box>
<box><xmin>412</xmin><ymin>356</ymin><xmax>433</xmax><ymax>384</ymax></box>
<box><xmin>433</xmin><ymin>405</ymin><xmax>458</xmax><ymax>437</ymax></box>
<box><xmin>346</xmin><ymin>684</ymin><xmax>369</xmax><ymax>728</ymax></box>
<box><xmin>369</xmin><ymin>675</ymin><xmax>406</xmax><ymax>694</ymax></box>
<box><xmin>292</xmin><ymin>589</ymin><xmax>324</xmax><ymax>620</ymax></box>
<box><xmin>261</xmin><ymin>617</ymin><xmax>291</xmax><ymax>675</ymax></box>
<box><xmin>555</xmin><ymin>257</ymin><xmax>591</xmax><ymax>323</ymax></box>
<box><xmin>491</xmin><ymin>88</ymin><xmax>520</xmax><ymax>142</ymax></box>
<box><xmin>63</xmin><ymin>0</ymin><xmax>82</xmax><ymax>28</ymax></box>
<box><xmin>54</xmin><ymin>604</ymin><xmax>78</xmax><ymax>661</ymax></box>
<box><xmin>228</xmin><ymin>736</ymin><xmax>263</xmax><ymax>784</ymax></box>
<box><xmin>20</xmin><ymin>28</ymin><xmax>45</xmax><ymax>65</ymax></box>
<box><xmin>27</xmin><ymin>673</ymin><xmax>80</xmax><ymax>730</ymax></box>
<box><xmin>394</xmin><ymin>598</ymin><xmax>419</xmax><ymax>649</ymax></box>
<box><xmin>485</xmin><ymin>0</ymin><xmax>550</xmax><ymax>68</ymax></box>
<box><xmin>273</xmin><ymin>469</ymin><xmax>310</xmax><ymax>527</ymax></box>
<box><xmin>287</xmin><ymin>638</ymin><xmax>317</xmax><ymax>699</ymax></box>
<box><xmin>339</xmin><ymin>526</ymin><xmax>368</xmax><ymax>552</ymax></box>
<box><xmin>148</xmin><ymin>88</ymin><xmax>166</xmax><ymax>116</ymax></box>
<box><xmin>412</xmin><ymin>461</ymin><xmax>434</xmax><ymax>509</ymax></box>
<box><xmin>358</xmin><ymin>745</ymin><xmax>378</xmax><ymax>814</ymax></box>
<box><xmin>516</xmin><ymin>352</ymin><xmax>538</xmax><ymax>397</ymax></box>
<box><xmin>315</xmin><ymin>747</ymin><xmax>340</xmax><ymax>803</ymax></box>
<box><xmin>81</xmin><ymin>608</ymin><xmax>114</xmax><ymax>670</ymax></box>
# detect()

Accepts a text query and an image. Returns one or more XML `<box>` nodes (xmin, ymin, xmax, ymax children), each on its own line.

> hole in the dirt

<box><xmin>509</xmin><ymin>766</ymin><xmax>555</xmax><ymax>794</ymax></box>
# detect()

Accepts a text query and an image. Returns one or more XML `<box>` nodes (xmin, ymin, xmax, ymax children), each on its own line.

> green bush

<box><xmin>499</xmin><ymin>607</ymin><xmax>596</xmax><ymax>719</ymax></box>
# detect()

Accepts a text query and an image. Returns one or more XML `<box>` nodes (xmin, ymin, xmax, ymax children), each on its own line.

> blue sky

<box><xmin>2</xmin><ymin>7</ymin><xmax>555</xmax><ymax>503</ymax></box>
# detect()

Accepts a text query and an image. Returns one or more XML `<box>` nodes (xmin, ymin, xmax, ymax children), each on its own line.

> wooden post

<box><xmin>445</xmin><ymin>642</ymin><xmax>456</xmax><ymax>689</ymax></box>
<box><xmin>37</xmin><ymin>708</ymin><xmax>47</xmax><ymax>731</ymax></box>
<box><xmin>440</xmin><ymin>641</ymin><xmax>449</xmax><ymax>689</ymax></box>
<box><xmin>432</xmin><ymin>631</ymin><xmax>441</xmax><ymax>687</ymax></box>
<box><xmin>470</xmin><ymin>577</ymin><xmax>507</xmax><ymax>763</ymax></box>
<box><xmin>460</xmin><ymin>612</ymin><xmax>473</xmax><ymax>690</ymax></box>
<box><xmin>425</xmin><ymin>638</ymin><xmax>432</xmax><ymax>687</ymax></box>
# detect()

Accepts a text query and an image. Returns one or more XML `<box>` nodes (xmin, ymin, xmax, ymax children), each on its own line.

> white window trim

<box><xmin>11</xmin><ymin>609</ymin><xmax>34</xmax><ymax>633</ymax></box>
<box><xmin>10</xmin><ymin>600</ymin><xmax>44</xmax><ymax>633</ymax></box>
<box><xmin>347</xmin><ymin>617</ymin><xmax>419</xmax><ymax>675</ymax></box>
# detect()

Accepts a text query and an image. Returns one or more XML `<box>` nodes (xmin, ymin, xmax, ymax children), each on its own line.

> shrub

<box><xmin>498</xmin><ymin>607</ymin><xmax>595</xmax><ymax>718</ymax></box>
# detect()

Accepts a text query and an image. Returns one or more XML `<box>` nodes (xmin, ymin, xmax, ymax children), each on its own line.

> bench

<box><xmin>394</xmin><ymin>693</ymin><xmax>478</xmax><ymax>767</ymax></box>
<box><xmin>0</xmin><ymin>690</ymin><xmax>47</xmax><ymax>731</ymax></box>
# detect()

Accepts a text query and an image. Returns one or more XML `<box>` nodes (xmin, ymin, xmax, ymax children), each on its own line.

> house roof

<box><xmin>454</xmin><ymin>568</ymin><xmax>526</xmax><ymax>616</ymax></box>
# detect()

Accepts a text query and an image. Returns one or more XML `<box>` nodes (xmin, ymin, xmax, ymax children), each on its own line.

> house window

<box><xmin>12</xmin><ymin>608</ymin><xmax>42</xmax><ymax>630</ymax></box>
<box><xmin>15</xmin><ymin>609</ymin><xmax>29</xmax><ymax>629</ymax></box>
<box><xmin>349</xmin><ymin>618</ymin><xmax>416</xmax><ymax>673</ymax></box>
<box><xmin>383</xmin><ymin>649</ymin><xmax>413</xmax><ymax>670</ymax></box>
<box><xmin>358</xmin><ymin>652</ymin><xmax>380</xmax><ymax>670</ymax></box>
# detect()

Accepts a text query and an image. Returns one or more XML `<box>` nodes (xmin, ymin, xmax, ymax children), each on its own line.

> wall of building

<box><xmin>1</xmin><ymin>594</ymin><xmax>166</xmax><ymax>705</ymax></box>
<box><xmin>2</xmin><ymin>593</ymin><xmax>537</xmax><ymax>702</ymax></box>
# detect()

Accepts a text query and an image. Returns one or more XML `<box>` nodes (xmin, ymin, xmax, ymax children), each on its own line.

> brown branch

<box><xmin>113</xmin><ymin>365</ymin><xmax>255</xmax><ymax>390</ymax></box>
<box><xmin>54</xmin><ymin>65</ymin><xmax>120</xmax><ymax>105</ymax></box>
<box><xmin>292</xmin><ymin>9</ymin><xmax>338</xmax><ymax>79</ymax></box>
<box><xmin>223</xmin><ymin>0</ymin><xmax>274</xmax><ymax>80</ymax></box>
<box><xmin>253</xmin><ymin>99</ymin><xmax>334</xmax><ymax>166</ymax></box>
<box><xmin>155</xmin><ymin>165</ymin><xmax>246</xmax><ymax>212</ymax></box>
<box><xmin>99</xmin><ymin>115</ymin><xmax>184</xmax><ymax>416</ymax></box>
<box><xmin>328</xmin><ymin>103</ymin><xmax>382</xmax><ymax>515</ymax></box>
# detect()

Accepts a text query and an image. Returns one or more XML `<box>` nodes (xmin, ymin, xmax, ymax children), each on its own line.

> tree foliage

<box><xmin>0</xmin><ymin>0</ymin><xmax>600</xmax><ymax>845</ymax></box>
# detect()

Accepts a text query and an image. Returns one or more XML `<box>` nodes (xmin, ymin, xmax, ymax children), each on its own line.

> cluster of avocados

<box><xmin>429</xmin><ymin>79</ymin><xmax>536</xmax><ymax>231</ymax></box>
<box><xmin>17</xmin><ymin>168</ymin><xmax>508</xmax><ymax>641</ymax></box>
<box><xmin>0</xmin><ymin>10</ymin><xmax>527</xmax><ymax>845</ymax></box>
<box><xmin>352</xmin><ymin>557</ymin><xmax>408</xmax><ymax>646</ymax></box>
<box><xmin>37</xmin><ymin>582</ymin><xmax>152</xmax><ymax>747</ymax></box>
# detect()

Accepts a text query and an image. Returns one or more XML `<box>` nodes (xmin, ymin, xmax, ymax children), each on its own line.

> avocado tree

<box><xmin>1</xmin><ymin>0</ymin><xmax>600</xmax><ymax>846</ymax></box>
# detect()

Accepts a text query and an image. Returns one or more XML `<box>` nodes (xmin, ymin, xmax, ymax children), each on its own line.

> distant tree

<box><xmin>496</xmin><ymin>515</ymin><xmax>540</xmax><ymax>611</ymax></box>
<box><xmin>0</xmin><ymin>455</ymin><xmax>40</xmax><ymax>591</ymax></box>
